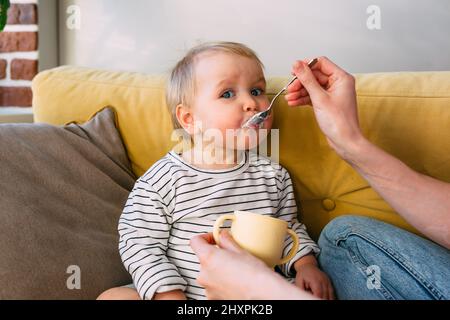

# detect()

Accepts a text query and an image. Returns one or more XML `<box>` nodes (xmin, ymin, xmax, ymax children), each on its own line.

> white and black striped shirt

<box><xmin>118</xmin><ymin>151</ymin><xmax>320</xmax><ymax>300</ymax></box>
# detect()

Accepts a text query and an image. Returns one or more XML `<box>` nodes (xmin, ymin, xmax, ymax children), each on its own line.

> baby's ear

<box><xmin>176</xmin><ymin>104</ymin><xmax>195</xmax><ymax>135</ymax></box>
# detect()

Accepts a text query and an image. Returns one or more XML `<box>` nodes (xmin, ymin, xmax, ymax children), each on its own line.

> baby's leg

<box><xmin>97</xmin><ymin>287</ymin><xmax>140</xmax><ymax>300</ymax></box>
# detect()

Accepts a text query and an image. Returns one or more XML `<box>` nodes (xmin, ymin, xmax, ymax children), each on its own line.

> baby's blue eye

<box><xmin>221</xmin><ymin>90</ymin><xmax>235</xmax><ymax>99</ymax></box>
<box><xmin>251</xmin><ymin>88</ymin><xmax>263</xmax><ymax>96</ymax></box>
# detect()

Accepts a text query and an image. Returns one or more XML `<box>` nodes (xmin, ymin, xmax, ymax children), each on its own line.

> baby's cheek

<box><xmin>221</xmin><ymin>117</ymin><xmax>243</xmax><ymax>130</ymax></box>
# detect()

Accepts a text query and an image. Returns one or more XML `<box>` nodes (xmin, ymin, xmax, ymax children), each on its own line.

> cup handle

<box><xmin>279</xmin><ymin>229</ymin><xmax>300</xmax><ymax>265</ymax></box>
<box><xmin>213</xmin><ymin>214</ymin><xmax>235</xmax><ymax>246</ymax></box>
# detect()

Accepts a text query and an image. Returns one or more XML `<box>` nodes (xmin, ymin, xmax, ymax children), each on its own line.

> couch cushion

<box><xmin>0</xmin><ymin>107</ymin><xmax>135</xmax><ymax>299</ymax></box>
<box><xmin>32</xmin><ymin>68</ymin><xmax>450</xmax><ymax>240</ymax></box>
<box><xmin>32</xmin><ymin>67</ymin><xmax>174</xmax><ymax>177</ymax></box>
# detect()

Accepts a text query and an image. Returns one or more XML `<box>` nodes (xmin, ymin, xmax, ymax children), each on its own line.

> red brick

<box><xmin>0</xmin><ymin>60</ymin><xmax>6</xmax><ymax>79</ymax></box>
<box><xmin>7</xmin><ymin>4</ymin><xmax>38</xmax><ymax>25</ymax></box>
<box><xmin>11</xmin><ymin>59</ymin><xmax>38</xmax><ymax>80</ymax></box>
<box><xmin>0</xmin><ymin>32</ymin><xmax>38</xmax><ymax>53</ymax></box>
<box><xmin>0</xmin><ymin>87</ymin><xmax>33</xmax><ymax>107</ymax></box>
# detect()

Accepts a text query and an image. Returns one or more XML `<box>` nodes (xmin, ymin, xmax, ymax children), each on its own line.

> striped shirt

<box><xmin>118</xmin><ymin>150</ymin><xmax>320</xmax><ymax>300</ymax></box>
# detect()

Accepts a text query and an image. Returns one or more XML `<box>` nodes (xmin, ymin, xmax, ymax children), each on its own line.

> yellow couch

<box><xmin>32</xmin><ymin>67</ymin><xmax>450</xmax><ymax>241</ymax></box>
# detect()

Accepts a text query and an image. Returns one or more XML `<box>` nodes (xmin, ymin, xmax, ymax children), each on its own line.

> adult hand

<box><xmin>286</xmin><ymin>57</ymin><xmax>450</xmax><ymax>249</ymax></box>
<box><xmin>190</xmin><ymin>231</ymin><xmax>315</xmax><ymax>300</ymax></box>
<box><xmin>285</xmin><ymin>57</ymin><xmax>363</xmax><ymax>159</ymax></box>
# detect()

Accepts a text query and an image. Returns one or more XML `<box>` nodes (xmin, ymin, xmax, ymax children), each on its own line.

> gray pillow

<box><xmin>0</xmin><ymin>107</ymin><xmax>135</xmax><ymax>299</ymax></box>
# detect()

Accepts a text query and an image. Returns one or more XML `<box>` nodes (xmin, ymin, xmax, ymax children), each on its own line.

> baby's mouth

<box><xmin>244</xmin><ymin>123</ymin><xmax>261</xmax><ymax>130</ymax></box>
<box><xmin>241</xmin><ymin>116</ymin><xmax>263</xmax><ymax>130</ymax></box>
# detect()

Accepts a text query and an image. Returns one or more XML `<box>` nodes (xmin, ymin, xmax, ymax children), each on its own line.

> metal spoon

<box><xmin>242</xmin><ymin>58</ymin><xmax>318</xmax><ymax>128</ymax></box>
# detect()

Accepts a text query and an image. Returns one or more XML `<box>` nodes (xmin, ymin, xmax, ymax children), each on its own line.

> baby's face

<box><xmin>190</xmin><ymin>52</ymin><xmax>272</xmax><ymax>150</ymax></box>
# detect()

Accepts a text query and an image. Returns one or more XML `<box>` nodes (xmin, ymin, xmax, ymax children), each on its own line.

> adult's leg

<box><xmin>318</xmin><ymin>215</ymin><xmax>450</xmax><ymax>300</ymax></box>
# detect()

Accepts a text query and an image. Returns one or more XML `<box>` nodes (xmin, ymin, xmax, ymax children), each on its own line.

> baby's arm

<box><xmin>275</xmin><ymin>168</ymin><xmax>320</xmax><ymax>277</ymax></box>
<box><xmin>275</xmin><ymin>168</ymin><xmax>334</xmax><ymax>299</ymax></box>
<box><xmin>119</xmin><ymin>178</ymin><xmax>187</xmax><ymax>300</ymax></box>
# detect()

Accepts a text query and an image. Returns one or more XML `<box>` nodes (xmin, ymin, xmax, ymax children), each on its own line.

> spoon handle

<box><xmin>284</xmin><ymin>58</ymin><xmax>319</xmax><ymax>90</ymax></box>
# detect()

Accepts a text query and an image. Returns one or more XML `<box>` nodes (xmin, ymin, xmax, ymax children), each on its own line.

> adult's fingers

<box><xmin>286</xmin><ymin>80</ymin><xmax>329</xmax><ymax>103</ymax></box>
<box><xmin>203</xmin><ymin>232</ymin><xmax>217</xmax><ymax>244</ymax></box>
<box><xmin>190</xmin><ymin>231</ymin><xmax>245</xmax><ymax>264</ymax></box>
<box><xmin>292</xmin><ymin>61</ymin><xmax>326</xmax><ymax>103</ymax></box>
<box><xmin>217</xmin><ymin>230</ymin><xmax>244</xmax><ymax>254</ymax></box>
<box><xmin>285</xmin><ymin>88</ymin><xmax>308</xmax><ymax>101</ymax></box>
<box><xmin>312</xmin><ymin>70</ymin><xmax>330</xmax><ymax>87</ymax></box>
<box><xmin>287</xmin><ymin>96</ymin><xmax>312</xmax><ymax>107</ymax></box>
<box><xmin>313</xmin><ymin>56</ymin><xmax>346</xmax><ymax>77</ymax></box>
<box><xmin>287</xmin><ymin>70</ymin><xmax>329</xmax><ymax>93</ymax></box>
<box><xmin>287</xmin><ymin>78</ymin><xmax>303</xmax><ymax>92</ymax></box>
<box><xmin>190</xmin><ymin>234</ymin><xmax>215</xmax><ymax>263</ymax></box>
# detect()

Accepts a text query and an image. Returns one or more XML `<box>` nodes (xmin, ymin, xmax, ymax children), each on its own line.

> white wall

<box><xmin>59</xmin><ymin>0</ymin><xmax>450</xmax><ymax>76</ymax></box>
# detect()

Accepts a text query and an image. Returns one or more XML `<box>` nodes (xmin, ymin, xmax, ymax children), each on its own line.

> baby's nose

<box><xmin>243</xmin><ymin>96</ymin><xmax>258</xmax><ymax>112</ymax></box>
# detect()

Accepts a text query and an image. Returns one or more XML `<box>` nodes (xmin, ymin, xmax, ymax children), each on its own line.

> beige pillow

<box><xmin>0</xmin><ymin>107</ymin><xmax>135</xmax><ymax>299</ymax></box>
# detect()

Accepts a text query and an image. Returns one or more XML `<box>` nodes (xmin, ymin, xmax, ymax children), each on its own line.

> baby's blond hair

<box><xmin>166</xmin><ymin>41</ymin><xmax>264</xmax><ymax>129</ymax></box>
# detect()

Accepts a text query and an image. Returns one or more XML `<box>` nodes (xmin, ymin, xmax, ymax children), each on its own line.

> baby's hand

<box><xmin>294</xmin><ymin>256</ymin><xmax>335</xmax><ymax>300</ymax></box>
<box><xmin>153</xmin><ymin>290</ymin><xmax>187</xmax><ymax>300</ymax></box>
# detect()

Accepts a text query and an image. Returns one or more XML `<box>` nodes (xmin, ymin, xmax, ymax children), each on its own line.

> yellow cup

<box><xmin>213</xmin><ymin>211</ymin><xmax>299</xmax><ymax>268</ymax></box>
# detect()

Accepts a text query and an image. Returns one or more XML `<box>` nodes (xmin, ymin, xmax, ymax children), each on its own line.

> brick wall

<box><xmin>0</xmin><ymin>0</ymin><xmax>38</xmax><ymax>108</ymax></box>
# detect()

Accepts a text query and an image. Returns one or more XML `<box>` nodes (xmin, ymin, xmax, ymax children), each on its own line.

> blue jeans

<box><xmin>318</xmin><ymin>215</ymin><xmax>450</xmax><ymax>300</ymax></box>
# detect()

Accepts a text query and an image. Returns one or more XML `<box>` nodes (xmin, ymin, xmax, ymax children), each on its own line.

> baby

<box><xmin>98</xmin><ymin>42</ymin><xmax>332</xmax><ymax>300</ymax></box>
